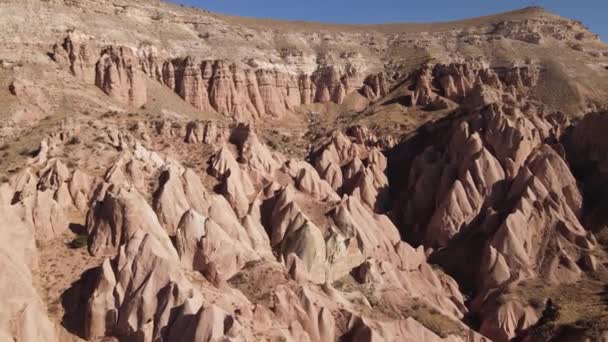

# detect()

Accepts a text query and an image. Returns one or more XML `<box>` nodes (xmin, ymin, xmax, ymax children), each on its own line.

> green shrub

<box><xmin>68</xmin><ymin>235</ymin><xmax>88</xmax><ymax>249</ymax></box>
<box><xmin>67</xmin><ymin>136</ymin><xmax>81</xmax><ymax>145</ymax></box>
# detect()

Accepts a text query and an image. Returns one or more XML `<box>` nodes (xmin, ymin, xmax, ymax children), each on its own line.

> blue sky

<box><xmin>170</xmin><ymin>0</ymin><xmax>607</xmax><ymax>41</ymax></box>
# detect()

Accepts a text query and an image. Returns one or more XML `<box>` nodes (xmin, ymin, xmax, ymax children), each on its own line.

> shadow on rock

<box><xmin>61</xmin><ymin>266</ymin><xmax>101</xmax><ymax>338</ymax></box>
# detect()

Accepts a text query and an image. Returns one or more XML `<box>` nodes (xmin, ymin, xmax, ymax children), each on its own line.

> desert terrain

<box><xmin>1</xmin><ymin>0</ymin><xmax>608</xmax><ymax>341</ymax></box>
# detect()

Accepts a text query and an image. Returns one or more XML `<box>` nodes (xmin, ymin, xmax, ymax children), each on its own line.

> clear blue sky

<box><xmin>170</xmin><ymin>0</ymin><xmax>606</xmax><ymax>41</ymax></box>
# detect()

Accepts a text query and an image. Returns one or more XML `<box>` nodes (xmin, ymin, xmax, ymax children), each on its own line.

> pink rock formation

<box><xmin>86</xmin><ymin>186</ymin><xmax>178</xmax><ymax>258</ymax></box>
<box><xmin>231</xmin><ymin>123</ymin><xmax>282</xmax><ymax>178</ymax></box>
<box><xmin>95</xmin><ymin>46</ymin><xmax>147</xmax><ymax>107</ymax></box>
<box><xmin>393</xmin><ymin>103</ymin><xmax>596</xmax><ymax>340</ymax></box>
<box><xmin>479</xmin><ymin>299</ymin><xmax>539</xmax><ymax>341</ymax></box>
<box><xmin>153</xmin><ymin>166</ymin><xmax>211</xmax><ymax>234</ymax></box>
<box><xmin>406</xmin><ymin>62</ymin><xmax>540</xmax><ymax>110</ymax></box>
<box><xmin>411</xmin><ymin>64</ymin><xmax>440</xmax><ymax>107</ymax></box>
<box><xmin>209</xmin><ymin>145</ymin><xmax>255</xmax><ymax>217</ymax></box>
<box><xmin>185</xmin><ymin>120</ymin><xmax>226</xmax><ymax>145</ymax></box>
<box><xmin>53</xmin><ymin>35</ymin><xmax>375</xmax><ymax>118</ymax></box>
<box><xmin>4</xmin><ymin>4</ymin><xmax>608</xmax><ymax>342</ymax></box>
<box><xmin>166</xmin><ymin>303</ymin><xmax>243</xmax><ymax>341</ymax></box>
<box><xmin>279</xmin><ymin>212</ymin><xmax>327</xmax><ymax>281</ymax></box>
<box><xmin>85</xmin><ymin>230</ymin><xmax>200</xmax><ymax>341</ymax></box>
<box><xmin>8</xmin><ymin>159</ymin><xmax>97</xmax><ymax>243</ymax></box>
<box><xmin>161</xmin><ymin>59</ymin><xmax>366</xmax><ymax>118</ymax></box>
<box><xmin>52</xmin><ymin>35</ymin><xmax>147</xmax><ymax>107</ymax></box>
<box><xmin>361</xmin><ymin>72</ymin><xmax>389</xmax><ymax>101</ymax></box>
<box><xmin>51</xmin><ymin>35</ymin><xmax>96</xmax><ymax>84</ymax></box>
<box><xmin>294</xmin><ymin>164</ymin><xmax>340</xmax><ymax>201</ymax></box>
<box><xmin>176</xmin><ymin>208</ymin><xmax>259</xmax><ymax>278</ymax></box>
<box><xmin>103</xmin><ymin>152</ymin><xmax>147</xmax><ymax>191</ymax></box>
<box><xmin>0</xmin><ymin>191</ymin><xmax>58</xmax><ymax>342</ymax></box>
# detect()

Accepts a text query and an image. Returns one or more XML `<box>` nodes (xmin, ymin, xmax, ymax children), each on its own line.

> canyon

<box><xmin>1</xmin><ymin>0</ymin><xmax>608</xmax><ymax>341</ymax></box>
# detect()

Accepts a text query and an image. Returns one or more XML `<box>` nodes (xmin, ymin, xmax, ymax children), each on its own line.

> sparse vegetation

<box><xmin>101</xmin><ymin>110</ymin><xmax>120</xmax><ymax>119</ymax></box>
<box><xmin>510</xmin><ymin>276</ymin><xmax>608</xmax><ymax>340</ymax></box>
<box><xmin>529</xmin><ymin>297</ymin><xmax>546</xmax><ymax>310</ymax></box>
<box><xmin>151</xmin><ymin>12</ymin><xmax>163</xmax><ymax>21</ymax></box>
<box><xmin>18</xmin><ymin>147</ymin><xmax>32</xmax><ymax>156</ymax></box>
<box><xmin>405</xmin><ymin>301</ymin><xmax>465</xmax><ymax>338</ymax></box>
<box><xmin>66</xmin><ymin>136</ymin><xmax>81</xmax><ymax>145</ymax></box>
<box><xmin>68</xmin><ymin>235</ymin><xmax>88</xmax><ymax>249</ymax></box>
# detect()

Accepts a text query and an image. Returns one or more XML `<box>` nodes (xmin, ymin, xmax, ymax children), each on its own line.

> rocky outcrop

<box><xmin>86</xmin><ymin>186</ymin><xmax>178</xmax><ymax>257</ymax></box>
<box><xmin>488</xmin><ymin>145</ymin><xmax>589</xmax><ymax>283</ymax></box>
<box><xmin>361</xmin><ymin>72</ymin><xmax>390</xmax><ymax>101</ymax></box>
<box><xmin>405</xmin><ymin>62</ymin><xmax>540</xmax><ymax>110</ymax></box>
<box><xmin>95</xmin><ymin>46</ymin><xmax>147</xmax><ymax>107</ymax></box>
<box><xmin>51</xmin><ymin>35</ymin><xmax>147</xmax><ymax>107</ymax></box>
<box><xmin>166</xmin><ymin>303</ymin><xmax>244</xmax><ymax>341</ymax></box>
<box><xmin>161</xmin><ymin>59</ymin><xmax>366</xmax><ymax>118</ymax></box>
<box><xmin>280</xmin><ymin>212</ymin><xmax>327</xmax><ymax>280</ymax></box>
<box><xmin>493</xmin><ymin>16</ymin><xmax>600</xmax><ymax>45</ymax></box>
<box><xmin>153</xmin><ymin>166</ymin><xmax>211</xmax><ymax>234</ymax></box>
<box><xmin>0</xmin><ymin>187</ymin><xmax>58</xmax><ymax>342</ymax></box>
<box><xmin>294</xmin><ymin>163</ymin><xmax>340</xmax><ymax>201</ymax></box>
<box><xmin>85</xmin><ymin>229</ymin><xmax>202</xmax><ymax>341</ymax></box>
<box><xmin>8</xmin><ymin>159</ymin><xmax>98</xmax><ymax>243</ymax></box>
<box><xmin>176</xmin><ymin>207</ymin><xmax>259</xmax><ymax>279</ymax></box>
<box><xmin>50</xmin><ymin>34</ymin><xmax>380</xmax><ymax>118</ymax></box>
<box><xmin>51</xmin><ymin>35</ymin><xmax>96</xmax><ymax>84</ymax></box>
<box><xmin>49</xmin><ymin>31</ymin><xmax>561</xmax><ymax>120</ymax></box>
<box><xmin>271</xmin><ymin>285</ymin><xmax>336</xmax><ymax>342</ymax></box>
<box><xmin>344</xmin><ymin>315</ymin><xmax>485</xmax><ymax>342</ymax></box>
<box><xmin>209</xmin><ymin>145</ymin><xmax>255</xmax><ymax>217</ymax></box>
<box><xmin>185</xmin><ymin>120</ymin><xmax>226</xmax><ymax>145</ymax></box>
<box><xmin>0</xmin><ymin>118</ymin><xmax>517</xmax><ymax>342</ymax></box>
<box><xmin>397</xmin><ymin>104</ymin><xmax>560</xmax><ymax>246</ymax></box>
<box><xmin>478</xmin><ymin>298</ymin><xmax>539</xmax><ymax>341</ymax></box>
<box><xmin>230</xmin><ymin>123</ymin><xmax>282</xmax><ymax>178</ymax></box>
<box><xmin>391</xmin><ymin>103</ymin><xmax>596</xmax><ymax>340</ymax></box>
<box><xmin>564</xmin><ymin>112</ymin><xmax>608</xmax><ymax>230</ymax></box>
<box><xmin>410</xmin><ymin>64</ymin><xmax>442</xmax><ymax>108</ymax></box>
<box><xmin>311</xmin><ymin>128</ymin><xmax>392</xmax><ymax>211</ymax></box>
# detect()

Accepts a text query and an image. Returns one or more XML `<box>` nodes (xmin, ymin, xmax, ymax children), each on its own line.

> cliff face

<box><xmin>406</xmin><ymin>62</ymin><xmax>540</xmax><ymax>109</ymax></box>
<box><xmin>51</xmin><ymin>35</ymin><xmax>368</xmax><ymax>118</ymax></box>
<box><xmin>6</xmin><ymin>0</ymin><xmax>601</xmax><ymax>121</ymax></box>
<box><xmin>51</xmin><ymin>37</ymin><xmax>147</xmax><ymax>108</ymax></box>
<box><xmin>158</xmin><ymin>58</ymin><xmax>364</xmax><ymax>118</ymax></box>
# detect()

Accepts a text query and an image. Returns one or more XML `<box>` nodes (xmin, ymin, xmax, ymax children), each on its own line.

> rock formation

<box><xmin>390</xmin><ymin>103</ymin><xmax>600</xmax><ymax>340</ymax></box>
<box><xmin>95</xmin><ymin>46</ymin><xmax>147</xmax><ymax>108</ymax></box>
<box><xmin>155</xmin><ymin>59</ymin><xmax>367</xmax><ymax>118</ymax></box>
<box><xmin>85</xmin><ymin>229</ymin><xmax>201</xmax><ymax>341</ymax></box>
<box><xmin>0</xmin><ymin>187</ymin><xmax>58</xmax><ymax>342</ymax></box>
<box><xmin>52</xmin><ymin>35</ymin><xmax>147</xmax><ymax>107</ymax></box>
<box><xmin>2</xmin><ymin>1</ymin><xmax>608</xmax><ymax>341</ymax></box>
<box><xmin>405</xmin><ymin>62</ymin><xmax>540</xmax><ymax>110</ymax></box>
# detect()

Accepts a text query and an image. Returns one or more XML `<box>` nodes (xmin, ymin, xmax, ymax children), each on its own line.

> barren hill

<box><xmin>1</xmin><ymin>1</ymin><xmax>608</xmax><ymax>341</ymax></box>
